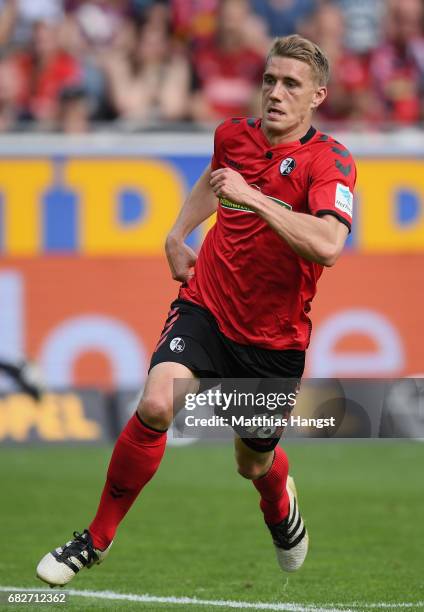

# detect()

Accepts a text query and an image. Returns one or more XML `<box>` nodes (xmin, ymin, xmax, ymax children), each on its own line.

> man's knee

<box><xmin>137</xmin><ymin>395</ymin><xmax>173</xmax><ymax>431</ymax></box>
<box><xmin>237</xmin><ymin>461</ymin><xmax>270</xmax><ymax>480</ymax></box>
<box><xmin>235</xmin><ymin>439</ymin><xmax>273</xmax><ymax>480</ymax></box>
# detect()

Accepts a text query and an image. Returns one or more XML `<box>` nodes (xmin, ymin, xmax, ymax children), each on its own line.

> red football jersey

<box><xmin>180</xmin><ymin>117</ymin><xmax>356</xmax><ymax>350</ymax></box>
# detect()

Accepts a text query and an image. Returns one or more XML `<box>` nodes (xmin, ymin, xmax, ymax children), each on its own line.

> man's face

<box><xmin>261</xmin><ymin>56</ymin><xmax>326</xmax><ymax>139</ymax></box>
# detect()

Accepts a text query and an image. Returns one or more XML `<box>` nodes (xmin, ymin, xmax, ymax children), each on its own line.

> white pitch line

<box><xmin>0</xmin><ymin>587</ymin><xmax>352</xmax><ymax>612</ymax></box>
<box><xmin>339</xmin><ymin>605</ymin><xmax>424</xmax><ymax>610</ymax></box>
<box><xmin>1</xmin><ymin>587</ymin><xmax>422</xmax><ymax>611</ymax></box>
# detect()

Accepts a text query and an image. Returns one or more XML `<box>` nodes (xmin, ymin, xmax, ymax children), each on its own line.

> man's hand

<box><xmin>165</xmin><ymin>234</ymin><xmax>198</xmax><ymax>282</ymax></box>
<box><xmin>210</xmin><ymin>168</ymin><xmax>253</xmax><ymax>204</ymax></box>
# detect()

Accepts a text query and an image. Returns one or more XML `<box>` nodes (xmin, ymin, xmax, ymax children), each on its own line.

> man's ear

<box><xmin>311</xmin><ymin>86</ymin><xmax>327</xmax><ymax>110</ymax></box>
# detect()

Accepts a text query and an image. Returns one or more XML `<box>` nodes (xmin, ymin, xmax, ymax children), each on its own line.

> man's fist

<box><xmin>210</xmin><ymin>168</ymin><xmax>252</xmax><ymax>204</ymax></box>
<box><xmin>165</xmin><ymin>235</ymin><xmax>197</xmax><ymax>282</ymax></box>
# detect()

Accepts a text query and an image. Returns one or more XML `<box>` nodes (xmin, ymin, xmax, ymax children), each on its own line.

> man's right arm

<box><xmin>165</xmin><ymin>163</ymin><xmax>217</xmax><ymax>282</ymax></box>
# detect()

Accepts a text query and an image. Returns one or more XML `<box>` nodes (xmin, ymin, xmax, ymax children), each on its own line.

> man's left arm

<box><xmin>210</xmin><ymin>168</ymin><xmax>348</xmax><ymax>266</ymax></box>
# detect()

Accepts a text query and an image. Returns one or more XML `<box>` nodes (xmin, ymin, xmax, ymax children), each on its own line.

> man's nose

<box><xmin>269</xmin><ymin>82</ymin><xmax>284</xmax><ymax>100</ymax></box>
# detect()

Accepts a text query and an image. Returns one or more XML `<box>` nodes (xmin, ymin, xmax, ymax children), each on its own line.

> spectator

<box><xmin>370</xmin><ymin>0</ymin><xmax>424</xmax><ymax>125</ymax></box>
<box><xmin>102</xmin><ymin>10</ymin><xmax>190</xmax><ymax>123</ymax></box>
<box><xmin>10</xmin><ymin>19</ymin><xmax>82</xmax><ymax>127</ymax></box>
<box><xmin>250</xmin><ymin>0</ymin><xmax>317</xmax><ymax>38</ymax></box>
<box><xmin>0</xmin><ymin>0</ymin><xmax>64</xmax><ymax>49</ymax></box>
<box><xmin>336</xmin><ymin>0</ymin><xmax>386</xmax><ymax>55</ymax></box>
<box><xmin>171</xmin><ymin>0</ymin><xmax>218</xmax><ymax>45</ymax></box>
<box><xmin>132</xmin><ymin>0</ymin><xmax>169</xmax><ymax>19</ymax></box>
<box><xmin>58</xmin><ymin>83</ymin><xmax>90</xmax><ymax>132</ymax></box>
<box><xmin>191</xmin><ymin>0</ymin><xmax>265</xmax><ymax>122</ymax></box>
<box><xmin>61</xmin><ymin>0</ymin><xmax>139</xmax><ymax>119</ymax></box>
<box><xmin>306</xmin><ymin>1</ymin><xmax>375</xmax><ymax>125</ymax></box>
<box><xmin>0</xmin><ymin>54</ymin><xmax>22</xmax><ymax>130</ymax></box>
<box><xmin>0</xmin><ymin>0</ymin><xmax>18</xmax><ymax>47</ymax></box>
<box><xmin>63</xmin><ymin>0</ymin><xmax>134</xmax><ymax>50</ymax></box>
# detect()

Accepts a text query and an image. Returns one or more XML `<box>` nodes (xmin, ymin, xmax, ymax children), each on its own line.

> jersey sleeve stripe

<box><xmin>315</xmin><ymin>209</ymin><xmax>352</xmax><ymax>232</ymax></box>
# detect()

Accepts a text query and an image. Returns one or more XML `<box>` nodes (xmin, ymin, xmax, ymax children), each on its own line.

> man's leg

<box><xmin>0</xmin><ymin>359</ymin><xmax>43</xmax><ymax>400</ymax></box>
<box><xmin>89</xmin><ymin>362</ymin><xmax>197</xmax><ymax>550</ymax></box>
<box><xmin>36</xmin><ymin>361</ymin><xmax>197</xmax><ymax>586</ymax></box>
<box><xmin>234</xmin><ymin>436</ymin><xmax>308</xmax><ymax>572</ymax></box>
<box><xmin>235</xmin><ymin>437</ymin><xmax>289</xmax><ymax>525</ymax></box>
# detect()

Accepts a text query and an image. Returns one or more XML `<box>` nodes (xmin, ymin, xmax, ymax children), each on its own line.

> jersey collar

<box><xmin>299</xmin><ymin>126</ymin><xmax>317</xmax><ymax>144</ymax></box>
<box><xmin>256</xmin><ymin>119</ymin><xmax>317</xmax><ymax>149</ymax></box>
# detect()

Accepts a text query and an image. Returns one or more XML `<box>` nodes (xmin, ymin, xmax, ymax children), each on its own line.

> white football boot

<box><xmin>267</xmin><ymin>475</ymin><xmax>309</xmax><ymax>572</ymax></box>
<box><xmin>36</xmin><ymin>530</ymin><xmax>112</xmax><ymax>587</ymax></box>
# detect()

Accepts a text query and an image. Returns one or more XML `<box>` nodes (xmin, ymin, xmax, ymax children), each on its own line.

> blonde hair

<box><xmin>267</xmin><ymin>34</ymin><xmax>330</xmax><ymax>86</ymax></box>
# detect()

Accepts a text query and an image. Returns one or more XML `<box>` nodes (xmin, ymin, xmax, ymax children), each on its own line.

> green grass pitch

<box><xmin>1</xmin><ymin>441</ymin><xmax>423</xmax><ymax>611</ymax></box>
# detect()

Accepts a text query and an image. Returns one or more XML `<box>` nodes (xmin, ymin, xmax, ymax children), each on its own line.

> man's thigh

<box><xmin>227</xmin><ymin>377</ymin><xmax>298</xmax><ymax>453</ymax></box>
<box><xmin>149</xmin><ymin>299</ymin><xmax>226</xmax><ymax>378</ymax></box>
<box><xmin>217</xmin><ymin>340</ymin><xmax>304</xmax><ymax>450</ymax></box>
<box><xmin>141</xmin><ymin>362</ymin><xmax>199</xmax><ymax>408</ymax></box>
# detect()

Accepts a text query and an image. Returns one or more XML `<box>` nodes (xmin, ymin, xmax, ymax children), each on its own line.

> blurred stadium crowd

<box><xmin>0</xmin><ymin>0</ymin><xmax>423</xmax><ymax>132</ymax></box>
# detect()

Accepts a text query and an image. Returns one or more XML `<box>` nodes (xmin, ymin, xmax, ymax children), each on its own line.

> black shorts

<box><xmin>150</xmin><ymin>299</ymin><xmax>305</xmax><ymax>452</ymax></box>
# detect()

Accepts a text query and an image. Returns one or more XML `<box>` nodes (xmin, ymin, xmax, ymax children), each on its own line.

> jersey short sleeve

<box><xmin>308</xmin><ymin>142</ymin><xmax>356</xmax><ymax>231</ymax></box>
<box><xmin>211</xmin><ymin>119</ymin><xmax>226</xmax><ymax>171</ymax></box>
<box><xmin>210</xmin><ymin>118</ymin><xmax>241</xmax><ymax>171</ymax></box>
<box><xmin>211</xmin><ymin>151</ymin><xmax>219</xmax><ymax>171</ymax></box>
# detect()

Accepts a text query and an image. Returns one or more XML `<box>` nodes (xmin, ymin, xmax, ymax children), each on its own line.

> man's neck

<box><xmin>262</xmin><ymin>122</ymin><xmax>313</xmax><ymax>146</ymax></box>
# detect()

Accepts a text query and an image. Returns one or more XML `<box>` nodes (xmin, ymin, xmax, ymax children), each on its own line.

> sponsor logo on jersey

<box><xmin>224</xmin><ymin>155</ymin><xmax>244</xmax><ymax>170</ymax></box>
<box><xmin>170</xmin><ymin>337</ymin><xmax>185</xmax><ymax>353</ymax></box>
<box><xmin>219</xmin><ymin>197</ymin><xmax>255</xmax><ymax>213</ymax></box>
<box><xmin>335</xmin><ymin>183</ymin><xmax>353</xmax><ymax>218</ymax></box>
<box><xmin>279</xmin><ymin>157</ymin><xmax>296</xmax><ymax>175</ymax></box>
<box><xmin>267</xmin><ymin>196</ymin><xmax>292</xmax><ymax>210</ymax></box>
<box><xmin>220</xmin><ymin>194</ymin><xmax>292</xmax><ymax>213</ymax></box>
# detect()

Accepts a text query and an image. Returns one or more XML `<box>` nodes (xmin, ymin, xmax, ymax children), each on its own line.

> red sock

<box><xmin>89</xmin><ymin>413</ymin><xmax>166</xmax><ymax>550</ymax></box>
<box><xmin>252</xmin><ymin>445</ymin><xmax>289</xmax><ymax>526</ymax></box>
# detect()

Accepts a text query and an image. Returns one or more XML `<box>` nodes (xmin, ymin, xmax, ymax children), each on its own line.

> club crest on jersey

<box><xmin>279</xmin><ymin>157</ymin><xmax>296</xmax><ymax>176</ymax></box>
<box><xmin>170</xmin><ymin>337</ymin><xmax>185</xmax><ymax>353</ymax></box>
